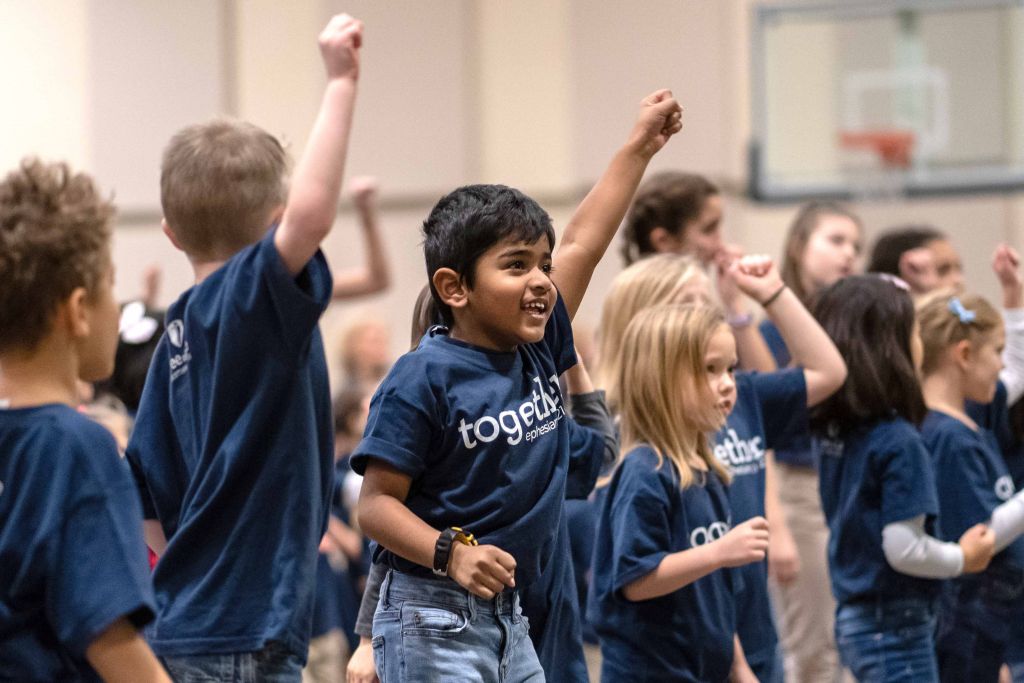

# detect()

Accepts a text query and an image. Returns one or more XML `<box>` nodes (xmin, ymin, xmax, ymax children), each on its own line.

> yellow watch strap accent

<box><xmin>451</xmin><ymin>526</ymin><xmax>478</xmax><ymax>546</ymax></box>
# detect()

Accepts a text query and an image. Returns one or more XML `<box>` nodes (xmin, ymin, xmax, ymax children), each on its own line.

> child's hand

<box><xmin>448</xmin><ymin>543</ymin><xmax>517</xmax><ymax>599</ymax></box>
<box><xmin>959</xmin><ymin>523</ymin><xmax>996</xmax><ymax>574</ymax></box>
<box><xmin>993</xmin><ymin>244</ymin><xmax>1023</xmax><ymax>308</ymax></box>
<box><xmin>628</xmin><ymin>89</ymin><xmax>683</xmax><ymax>158</ymax></box>
<box><xmin>714</xmin><ymin>245</ymin><xmax>745</xmax><ymax>313</ymax></box>
<box><xmin>347</xmin><ymin>636</ymin><xmax>379</xmax><ymax>683</ymax></box>
<box><xmin>319</xmin><ymin>14</ymin><xmax>363</xmax><ymax>81</ymax></box>
<box><xmin>714</xmin><ymin>516</ymin><xmax>770</xmax><ymax>568</ymax></box>
<box><xmin>727</xmin><ymin>255</ymin><xmax>784</xmax><ymax>307</ymax></box>
<box><xmin>350</xmin><ymin>176</ymin><xmax>379</xmax><ymax>211</ymax></box>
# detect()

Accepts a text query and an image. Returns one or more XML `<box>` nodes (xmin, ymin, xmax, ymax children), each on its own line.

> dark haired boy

<box><xmin>0</xmin><ymin>159</ymin><xmax>168</xmax><ymax>681</ymax></box>
<box><xmin>125</xmin><ymin>14</ymin><xmax>362</xmax><ymax>678</ymax></box>
<box><xmin>353</xmin><ymin>90</ymin><xmax>682</xmax><ymax>680</ymax></box>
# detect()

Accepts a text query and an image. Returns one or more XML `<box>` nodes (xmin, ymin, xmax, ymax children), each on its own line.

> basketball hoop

<box><xmin>837</xmin><ymin>129</ymin><xmax>916</xmax><ymax>201</ymax></box>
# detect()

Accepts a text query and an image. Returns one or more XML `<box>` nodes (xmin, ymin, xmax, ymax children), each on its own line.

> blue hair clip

<box><xmin>948</xmin><ymin>297</ymin><xmax>976</xmax><ymax>324</ymax></box>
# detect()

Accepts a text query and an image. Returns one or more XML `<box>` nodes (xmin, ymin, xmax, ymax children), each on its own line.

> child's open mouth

<box><xmin>522</xmin><ymin>300</ymin><xmax>549</xmax><ymax>320</ymax></box>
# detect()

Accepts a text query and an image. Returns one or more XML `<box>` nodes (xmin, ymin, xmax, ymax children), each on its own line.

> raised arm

<box><xmin>332</xmin><ymin>176</ymin><xmax>392</xmax><ymax>299</ymax></box>
<box><xmin>994</xmin><ymin>244</ymin><xmax>1024</xmax><ymax>404</ymax></box>
<box><xmin>715</xmin><ymin>245</ymin><xmax>778</xmax><ymax>373</ymax></box>
<box><xmin>275</xmin><ymin>14</ymin><xmax>362</xmax><ymax>275</ymax></box>
<box><xmin>552</xmin><ymin>90</ymin><xmax>682</xmax><ymax>319</ymax></box>
<box><xmin>728</xmin><ymin>256</ymin><xmax>847</xmax><ymax>406</ymax></box>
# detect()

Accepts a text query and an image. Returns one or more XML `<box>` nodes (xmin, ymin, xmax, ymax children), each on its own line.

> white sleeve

<box><xmin>990</xmin><ymin>489</ymin><xmax>1024</xmax><ymax>553</ymax></box>
<box><xmin>1000</xmin><ymin>309</ymin><xmax>1024</xmax><ymax>406</ymax></box>
<box><xmin>881</xmin><ymin>515</ymin><xmax>964</xmax><ymax>578</ymax></box>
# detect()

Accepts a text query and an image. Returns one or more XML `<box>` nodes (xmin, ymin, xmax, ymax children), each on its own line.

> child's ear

<box><xmin>162</xmin><ymin>219</ymin><xmax>185</xmax><ymax>252</ymax></box>
<box><xmin>62</xmin><ymin>287</ymin><xmax>92</xmax><ymax>340</ymax></box>
<box><xmin>953</xmin><ymin>339</ymin><xmax>973</xmax><ymax>370</ymax></box>
<box><xmin>432</xmin><ymin>268</ymin><xmax>468</xmax><ymax>312</ymax></box>
<box><xmin>649</xmin><ymin>226</ymin><xmax>683</xmax><ymax>254</ymax></box>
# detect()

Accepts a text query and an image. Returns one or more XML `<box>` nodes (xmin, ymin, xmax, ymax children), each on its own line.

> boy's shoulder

<box><xmin>1</xmin><ymin>405</ymin><xmax>122</xmax><ymax>491</ymax></box>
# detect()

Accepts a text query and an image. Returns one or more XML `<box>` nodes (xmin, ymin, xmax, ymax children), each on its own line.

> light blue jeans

<box><xmin>835</xmin><ymin>597</ymin><xmax>938</xmax><ymax>683</ymax></box>
<box><xmin>160</xmin><ymin>641</ymin><xmax>303</xmax><ymax>683</ymax></box>
<box><xmin>372</xmin><ymin>570</ymin><xmax>545</xmax><ymax>682</ymax></box>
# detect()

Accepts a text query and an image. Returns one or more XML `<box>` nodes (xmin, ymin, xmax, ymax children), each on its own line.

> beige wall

<box><xmin>3</xmin><ymin>0</ymin><xmax>1024</xmax><ymax>384</ymax></box>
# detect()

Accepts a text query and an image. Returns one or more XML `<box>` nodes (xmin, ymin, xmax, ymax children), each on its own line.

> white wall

<box><xmin>3</xmin><ymin>0</ymin><xmax>1023</xmax><ymax>381</ymax></box>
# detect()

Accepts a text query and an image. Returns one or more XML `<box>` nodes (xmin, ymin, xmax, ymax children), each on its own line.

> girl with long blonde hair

<box><xmin>588</xmin><ymin>303</ymin><xmax>767</xmax><ymax>681</ymax></box>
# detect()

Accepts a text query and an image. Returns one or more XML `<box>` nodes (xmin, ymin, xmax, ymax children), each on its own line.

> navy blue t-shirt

<box><xmin>350</xmin><ymin>295</ymin><xmax>576</xmax><ymax>588</ymax></box>
<box><xmin>759</xmin><ymin>319</ymin><xmax>817</xmax><ymax>469</ymax></box>
<box><xmin>588</xmin><ymin>446</ymin><xmax>739</xmax><ymax>682</ymax></box>
<box><xmin>922</xmin><ymin>410</ymin><xmax>1024</xmax><ymax>572</ymax></box>
<box><xmin>127</xmin><ymin>228</ymin><xmax>334</xmax><ymax>658</ymax></box>
<box><xmin>817</xmin><ymin>418</ymin><xmax>942</xmax><ymax>605</ymax></box>
<box><xmin>714</xmin><ymin>369</ymin><xmax>806</xmax><ymax>664</ymax></box>
<box><xmin>0</xmin><ymin>405</ymin><xmax>155</xmax><ymax>681</ymax></box>
<box><xmin>969</xmin><ymin>382</ymin><xmax>1024</xmax><ymax>488</ymax></box>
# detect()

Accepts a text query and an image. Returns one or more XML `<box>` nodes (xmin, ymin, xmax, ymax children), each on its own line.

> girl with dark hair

<box><xmin>620</xmin><ymin>171</ymin><xmax>723</xmax><ymax>267</ymax></box>
<box><xmin>760</xmin><ymin>200</ymin><xmax>862</xmax><ymax>683</ymax></box>
<box><xmin>811</xmin><ymin>275</ymin><xmax>995</xmax><ymax>682</ymax></box>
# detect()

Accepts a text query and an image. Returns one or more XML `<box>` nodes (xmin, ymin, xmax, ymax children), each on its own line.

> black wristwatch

<box><xmin>432</xmin><ymin>526</ymin><xmax>478</xmax><ymax>577</ymax></box>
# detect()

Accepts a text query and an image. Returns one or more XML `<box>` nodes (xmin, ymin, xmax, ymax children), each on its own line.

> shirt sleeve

<box><xmin>226</xmin><ymin>227</ymin><xmax>333</xmax><ymax>359</ymax></box>
<box><xmin>1000</xmin><ymin>308</ymin><xmax>1024</xmax><ymax>406</ymax></box>
<box><xmin>881</xmin><ymin>515</ymin><xmax>964</xmax><ymax>578</ymax></box>
<box><xmin>45</xmin><ymin>463</ymin><xmax>155</xmax><ymax>657</ymax></box>
<box><xmin>565</xmin><ymin>390</ymin><xmax>618</xmax><ymax>500</ymax></box>
<box><xmin>606</xmin><ymin>459</ymin><xmax>674</xmax><ymax>595</ymax></box>
<box><xmin>747</xmin><ymin>369</ymin><xmax>808</xmax><ymax>451</ymax></box>
<box><xmin>990</xmin><ymin>489</ymin><xmax>1024</xmax><ymax>553</ymax></box>
<box><xmin>349</xmin><ymin>359</ymin><xmax>440</xmax><ymax>479</ymax></box>
<box><xmin>878</xmin><ymin>432</ymin><xmax>939</xmax><ymax>527</ymax></box>
<box><xmin>355</xmin><ymin>562</ymin><xmax>388</xmax><ymax>638</ymax></box>
<box><xmin>543</xmin><ymin>292</ymin><xmax>577</xmax><ymax>376</ymax></box>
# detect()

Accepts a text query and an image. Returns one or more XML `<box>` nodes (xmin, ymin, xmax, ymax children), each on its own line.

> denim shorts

<box><xmin>160</xmin><ymin>641</ymin><xmax>303</xmax><ymax>683</ymax></box>
<box><xmin>835</xmin><ymin>597</ymin><xmax>938</xmax><ymax>683</ymax></box>
<box><xmin>372</xmin><ymin>570</ymin><xmax>545</xmax><ymax>683</ymax></box>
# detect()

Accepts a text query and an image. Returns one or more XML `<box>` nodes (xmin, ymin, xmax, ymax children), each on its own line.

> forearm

<box><xmin>554</xmin><ymin>144</ymin><xmax>652</xmax><ymax>318</ymax></box>
<box><xmin>622</xmin><ymin>543</ymin><xmax>721</xmax><ymax>601</ymax></box>
<box><xmin>990</xmin><ymin>489</ymin><xmax>1024</xmax><ymax>553</ymax></box>
<box><xmin>143</xmin><ymin>520</ymin><xmax>167</xmax><ymax>557</ymax></box>
<box><xmin>762</xmin><ymin>451</ymin><xmax>786</xmax><ymax>527</ymax></box>
<box><xmin>280</xmin><ymin>79</ymin><xmax>358</xmax><ymax>260</ymax></box>
<box><xmin>355</xmin><ymin>561</ymin><xmax>387</xmax><ymax>638</ymax></box>
<box><xmin>86</xmin><ymin>619</ymin><xmax>170</xmax><ymax>683</ymax></box>
<box><xmin>731</xmin><ymin>322</ymin><xmax>777</xmax><ymax>373</ymax></box>
<box><xmin>569</xmin><ymin>390</ymin><xmax>619</xmax><ymax>469</ymax></box>
<box><xmin>358</xmin><ymin>490</ymin><xmax>438</xmax><ymax>570</ymax></box>
<box><xmin>1001</xmin><ymin>308</ymin><xmax>1024</xmax><ymax>405</ymax></box>
<box><xmin>764</xmin><ymin>288</ymin><xmax>846</xmax><ymax>405</ymax></box>
<box><xmin>332</xmin><ymin>206</ymin><xmax>391</xmax><ymax>298</ymax></box>
<box><xmin>881</xmin><ymin>516</ymin><xmax>964</xmax><ymax>578</ymax></box>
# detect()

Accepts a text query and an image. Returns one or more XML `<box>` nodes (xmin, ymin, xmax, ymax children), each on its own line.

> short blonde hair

<box><xmin>597</xmin><ymin>253</ymin><xmax>705</xmax><ymax>409</ymax></box>
<box><xmin>616</xmin><ymin>304</ymin><xmax>731</xmax><ymax>489</ymax></box>
<box><xmin>916</xmin><ymin>289</ymin><xmax>1002</xmax><ymax>376</ymax></box>
<box><xmin>160</xmin><ymin>119</ymin><xmax>288</xmax><ymax>261</ymax></box>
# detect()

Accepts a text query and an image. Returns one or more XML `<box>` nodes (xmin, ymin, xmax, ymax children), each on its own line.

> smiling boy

<box><xmin>352</xmin><ymin>90</ymin><xmax>682</xmax><ymax>682</ymax></box>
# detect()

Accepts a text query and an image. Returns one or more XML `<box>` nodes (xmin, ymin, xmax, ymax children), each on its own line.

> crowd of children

<box><xmin>6</xmin><ymin>11</ymin><xmax>1024</xmax><ymax>683</ymax></box>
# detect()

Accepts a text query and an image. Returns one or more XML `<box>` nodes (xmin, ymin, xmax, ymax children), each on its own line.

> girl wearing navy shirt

<box><xmin>589</xmin><ymin>303</ymin><xmax>768</xmax><ymax>682</ymax></box>
<box><xmin>596</xmin><ymin>252</ymin><xmax>847</xmax><ymax>682</ymax></box>
<box><xmin>811</xmin><ymin>275</ymin><xmax>995</xmax><ymax>682</ymax></box>
<box><xmin>918</xmin><ymin>289</ymin><xmax>1024</xmax><ymax>682</ymax></box>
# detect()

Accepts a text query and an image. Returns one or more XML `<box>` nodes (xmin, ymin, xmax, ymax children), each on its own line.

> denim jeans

<box><xmin>935</xmin><ymin>569</ymin><xmax>1024</xmax><ymax>683</ymax></box>
<box><xmin>834</xmin><ymin>597</ymin><xmax>938</xmax><ymax>683</ymax></box>
<box><xmin>372</xmin><ymin>570</ymin><xmax>545</xmax><ymax>683</ymax></box>
<box><xmin>160</xmin><ymin>642</ymin><xmax>303</xmax><ymax>683</ymax></box>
